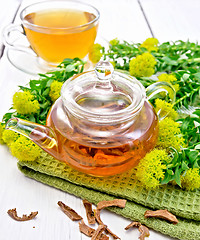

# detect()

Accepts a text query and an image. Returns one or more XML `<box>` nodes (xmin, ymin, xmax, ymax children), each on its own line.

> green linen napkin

<box><xmin>18</xmin><ymin>152</ymin><xmax>200</xmax><ymax>240</ymax></box>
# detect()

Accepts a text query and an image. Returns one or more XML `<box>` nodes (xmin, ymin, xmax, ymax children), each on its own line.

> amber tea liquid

<box><xmin>24</xmin><ymin>9</ymin><xmax>98</xmax><ymax>64</ymax></box>
<box><xmin>46</xmin><ymin>99</ymin><xmax>159</xmax><ymax>176</ymax></box>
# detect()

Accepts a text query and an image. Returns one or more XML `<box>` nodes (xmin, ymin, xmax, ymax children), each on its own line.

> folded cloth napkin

<box><xmin>18</xmin><ymin>152</ymin><xmax>200</xmax><ymax>240</ymax></box>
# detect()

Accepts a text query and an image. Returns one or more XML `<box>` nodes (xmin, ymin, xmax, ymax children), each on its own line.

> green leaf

<box><xmin>167</xmin><ymin>169</ymin><xmax>174</xmax><ymax>175</ymax></box>
<box><xmin>181</xmin><ymin>161</ymin><xmax>189</xmax><ymax>171</ymax></box>
<box><xmin>193</xmin><ymin>160</ymin><xmax>199</xmax><ymax>168</ymax></box>
<box><xmin>65</xmin><ymin>65</ymin><xmax>75</xmax><ymax>72</ymax></box>
<box><xmin>42</xmin><ymin>88</ymin><xmax>50</xmax><ymax>97</ymax></box>
<box><xmin>182</xmin><ymin>73</ymin><xmax>190</xmax><ymax>81</ymax></box>
<box><xmin>194</xmin><ymin>72</ymin><xmax>200</xmax><ymax>81</ymax></box>
<box><xmin>161</xmin><ymin>57</ymin><xmax>178</xmax><ymax>66</ymax></box>
<box><xmin>28</xmin><ymin>115</ymin><xmax>36</xmax><ymax>122</ymax></box>
<box><xmin>40</xmin><ymin>102</ymin><xmax>50</xmax><ymax>109</ymax></box>
<box><xmin>161</xmin><ymin>173</ymin><xmax>173</xmax><ymax>185</ymax></box>
<box><xmin>46</xmin><ymin>79</ymin><xmax>54</xmax><ymax>87</ymax></box>
<box><xmin>19</xmin><ymin>86</ymin><xmax>30</xmax><ymax>91</ymax></box>
<box><xmin>193</xmin><ymin>109</ymin><xmax>200</xmax><ymax>116</ymax></box>
<box><xmin>195</xmin><ymin>144</ymin><xmax>200</xmax><ymax>150</ymax></box>
<box><xmin>62</xmin><ymin>58</ymin><xmax>73</xmax><ymax>64</ymax></box>
<box><xmin>174</xmin><ymin>167</ymin><xmax>182</xmax><ymax>187</ymax></box>
<box><xmin>186</xmin><ymin>150</ymin><xmax>199</xmax><ymax>163</ymax></box>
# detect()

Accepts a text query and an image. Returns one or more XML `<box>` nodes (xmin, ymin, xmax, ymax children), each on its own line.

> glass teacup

<box><xmin>3</xmin><ymin>0</ymin><xmax>100</xmax><ymax>72</ymax></box>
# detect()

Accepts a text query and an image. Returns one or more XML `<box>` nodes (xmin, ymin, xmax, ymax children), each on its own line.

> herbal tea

<box><xmin>24</xmin><ymin>9</ymin><xmax>98</xmax><ymax>64</ymax></box>
<box><xmin>46</xmin><ymin>99</ymin><xmax>159</xmax><ymax>176</ymax></box>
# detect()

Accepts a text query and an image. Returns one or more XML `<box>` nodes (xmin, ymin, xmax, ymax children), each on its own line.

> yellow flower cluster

<box><xmin>88</xmin><ymin>43</ymin><xmax>103</xmax><ymax>63</ymax></box>
<box><xmin>155</xmin><ymin>99</ymin><xmax>178</xmax><ymax>120</ymax></box>
<box><xmin>0</xmin><ymin>123</ymin><xmax>5</xmax><ymax>144</ymax></box>
<box><xmin>158</xmin><ymin>73</ymin><xmax>179</xmax><ymax>93</ymax></box>
<box><xmin>129</xmin><ymin>52</ymin><xmax>157</xmax><ymax>78</ymax></box>
<box><xmin>10</xmin><ymin>135</ymin><xmax>41</xmax><ymax>162</ymax></box>
<box><xmin>49</xmin><ymin>81</ymin><xmax>63</xmax><ymax>102</ymax></box>
<box><xmin>157</xmin><ymin>117</ymin><xmax>186</xmax><ymax>151</ymax></box>
<box><xmin>136</xmin><ymin>149</ymin><xmax>169</xmax><ymax>189</ymax></box>
<box><xmin>0</xmin><ymin>124</ymin><xmax>41</xmax><ymax>162</ymax></box>
<box><xmin>13</xmin><ymin>91</ymin><xmax>40</xmax><ymax>115</ymax></box>
<box><xmin>140</xmin><ymin>38</ymin><xmax>159</xmax><ymax>52</ymax></box>
<box><xmin>181</xmin><ymin>168</ymin><xmax>200</xmax><ymax>190</ymax></box>
<box><xmin>109</xmin><ymin>38</ymin><xmax>120</xmax><ymax>46</ymax></box>
<box><xmin>2</xmin><ymin>129</ymin><xmax>19</xmax><ymax>146</ymax></box>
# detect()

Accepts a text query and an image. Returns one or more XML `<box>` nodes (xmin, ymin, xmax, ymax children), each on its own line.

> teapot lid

<box><xmin>61</xmin><ymin>61</ymin><xmax>146</xmax><ymax>122</ymax></box>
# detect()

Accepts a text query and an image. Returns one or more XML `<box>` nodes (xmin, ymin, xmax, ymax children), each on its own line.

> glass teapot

<box><xmin>6</xmin><ymin>61</ymin><xmax>175</xmax><ymax>176</ymax></box>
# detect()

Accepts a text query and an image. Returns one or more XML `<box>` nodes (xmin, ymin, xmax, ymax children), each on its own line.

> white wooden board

<box><xmin>140</xmin><ymin>0</ymin><xmax>200</xmax><ymax>42</ymax></box>
<box><xmin>1</xmin><ymin>0</ymin><xmax>198</xmax><ymax>239</ymax></box>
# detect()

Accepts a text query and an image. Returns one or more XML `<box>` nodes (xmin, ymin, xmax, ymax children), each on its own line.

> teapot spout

<box><xmin>6</xmin><ymin>118</ymin><xmax>58</xmax><ymax>158</ymax></box>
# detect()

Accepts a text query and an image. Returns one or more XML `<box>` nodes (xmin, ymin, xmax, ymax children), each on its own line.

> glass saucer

<box><xmin>6</xmin><ymin>48</ymin><xmax>93</xmax><ymax>75</ymax></box>
<box><xmin>6</xmin><ymin>48</ymin><xmax>59</xmax><ymax>75</ymax></box>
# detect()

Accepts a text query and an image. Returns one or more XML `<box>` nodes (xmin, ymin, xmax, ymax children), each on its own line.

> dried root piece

<box><xmin>95</xmin><ymin>209</ymin><xmax>103</xmax><ymax>225</ymax></box>
<box><xmin>99</xmin><ymin>234</ymin><xmax>109</xmax><ymax>240</ymax></box>
<box><xmin>95</xmin><ymin>199</ymin><xmax>126</xmax><ymax>239</ymax></box>
<box><xmin>57</xmin><ymin>201</ymin><xmax>82</xmax><ymax>221</ymax></box>
<box><xmin>95</xmin><ymin>208</ymin><xmax>120</xmax><ymax>238</ymax></box>
<box><xmin>79</xmin><ymin>220</ymin><xmax>95</xmax><ymax>237</ymax></box>
<box><xmin>97</xmin><ymin>199</ymin><xmax>126</xmax><ymax>210</ymax></box>
<box><xmin>79</xmin><ymin>220</ymin><xmax>109</xmax><ymax>239</ymax></box>
<box><xmin>125</xmin><ymin>221</ymin><xmax>150</xmax><ymax>240</ymax></box>
<box><xmin>144</xmin><ymin>209</ymin><xmax>179</xmax><ymax>224</ymax></box>
<box><xmin>7</xmin><ymin>208</ymin><xmax>38</xmax><ymax>221</ymax></box>
<box><xmin>139</xmin><ymin>225</ymin><xmax>150</xmax><ymax>240</ymax></box>
<box><xmin>105</xmin><ymin>227</ymin><xmax>120</xmax><ymax>239</ymax></box>
<box><xmin>125</xmin><ymin>221</ymin><xmax>141</xmax><ymax>230</ymax></box>
<box><xmin>83</xmin><ymin>199</ymin><xmax>96</xmax><ymax>224</ymax></box>
<box><xmin>95</xmin><ymin>212</ymin><xmax>119</xmax><ymax>239</ymax></box>
<box><xmin>91</xmin><ymin>225</ymin><xmax>106</xmax><ymax>240</ymax></box>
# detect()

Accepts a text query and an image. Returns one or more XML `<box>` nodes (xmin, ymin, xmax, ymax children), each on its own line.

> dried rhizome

<box><xmin>125</xmin><ymin>221</ymin><xmax>150</xmax><ymax>240</ymax></box>
<box><xmin>7</xmin><ymin>199</ymin><xmax>179</xmax><ymax>240</ymax></box>
<box><xmin>144</xmin><ymin>209</ymin><xmax>179</xmax><ymax>224</ymax></box>
<box><xmin>7</xmin><ymin>208</ymin><xmax>38</xmax><ymax>221</ymax></box>
<box><xmin>58</xmin><ymin>199</ymin><xmax>127</xmax><ymax>239</ymax></box>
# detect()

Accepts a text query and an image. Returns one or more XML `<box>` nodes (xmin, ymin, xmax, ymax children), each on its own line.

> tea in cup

<box><xmin>3</xmin><ymin>0</ymin><xmax>100</xmax><ymax>68</ymax></box>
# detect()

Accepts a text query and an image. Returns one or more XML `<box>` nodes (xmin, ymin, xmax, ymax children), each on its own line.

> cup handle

<box><xmin>3</xmin><ymin>23</ymin><xmax>36</xmax><ymax>56</ymax></box>
<box><xmin>146</xmin><ymin>81</ymin><xmax>176</xmax><ymax>120</ymax></box>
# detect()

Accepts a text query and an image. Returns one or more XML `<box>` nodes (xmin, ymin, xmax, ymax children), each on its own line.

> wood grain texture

<box><xmin>1</xmin><ymin>0</ymin><xmax>198</xmax><ymax>239</ymax></box>
<box><xmin>13</xmin><ymin>0</ymin><xmax>152</xmax><ymax>42</ymax></box>
<box><xmin>0</xmin><ymin>0</ymin><xmax>22</xmax><ymax>58</ymax></box>
<box><xmin>140</xmin><ymin>0</ymin><xmax>200</xmax><ymax>42</ymax></box>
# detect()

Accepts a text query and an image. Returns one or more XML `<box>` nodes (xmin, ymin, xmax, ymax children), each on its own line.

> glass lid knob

<box><xmin>95</xmin><ymin>61</ymin><xmax>114</xmax><ymax>80</ymax></box>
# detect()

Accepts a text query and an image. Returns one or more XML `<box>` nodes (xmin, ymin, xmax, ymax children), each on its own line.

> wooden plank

<box><xmin>0</xmin><ymin>1</ymin><xmax>177</xmax><ymax>240</ymax></box>
<box><xmin>84</xmin><ymin>0</ymin><xmax>153</xmax><ymax>42</ymax></box>
<box><xmin>13</xmin><ymin>0</ymin><xmax>152</xmax><ymax>42</ymax></box>
<box><xmin>140</xmin><ymin>0</ymin><xmax>200</xmax><ymax>42</ymax></box>
<box><xmin>0</xmin><ymin>0</ymin><xmax>22</xmax><ymax>58</ymax></box>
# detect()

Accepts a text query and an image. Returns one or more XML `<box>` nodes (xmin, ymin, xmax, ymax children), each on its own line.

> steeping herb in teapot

<box><xmin>6</xmin><ymin>62</ymin><xmax>175</xmax><ymax>176</ymax></box>
<box><xmin>46</xmin><ymin>99</ymin><xmax>159</xmax><ymax>176</ymax></box>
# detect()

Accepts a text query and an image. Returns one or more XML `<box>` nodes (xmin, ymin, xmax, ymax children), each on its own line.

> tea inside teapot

<box><xmin>6</xmin><ymin>61</ymin><xmax>175</xmax><ymax>176</ymax></box>
<box><xmin>46</xmin><ymin>61</ymin><xmax>159</xmax><ymax>176</ymax></box>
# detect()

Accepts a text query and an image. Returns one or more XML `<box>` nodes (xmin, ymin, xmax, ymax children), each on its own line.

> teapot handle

<box><xmin>146</xmin><ymin>81</ymin><xmax>176</xmax><ymax>120</ymax></box>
